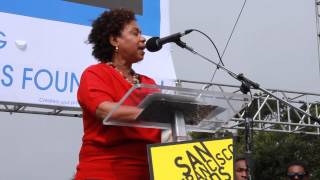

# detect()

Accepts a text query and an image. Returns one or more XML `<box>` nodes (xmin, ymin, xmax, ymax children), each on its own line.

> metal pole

<box><xmin>315</xmin><ymin>0</ymin><xmax>320</xmax><ymax>76</ymax></box>
<box><xmin>172</xmin><ymin>111</ymin><xmax>188</xmax><ymax>142</ymax></box>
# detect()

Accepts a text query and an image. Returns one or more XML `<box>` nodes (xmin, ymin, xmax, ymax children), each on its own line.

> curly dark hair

<box><xmin>88</xmin><ymin>9</ymin><xmax>136</xmax><ymax>62</ymax></box>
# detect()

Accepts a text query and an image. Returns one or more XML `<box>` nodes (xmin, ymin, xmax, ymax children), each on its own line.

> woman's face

<box><xmin>115</xmin><ymin>20</ymin><xmax>146</xmax><ymax>63</ymax></box>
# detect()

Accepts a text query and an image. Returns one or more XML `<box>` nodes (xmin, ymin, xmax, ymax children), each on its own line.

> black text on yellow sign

<box><xmin>148</xmin><ymin>138</ymin><xmax>234</xmax><ymax>180</ymax></box>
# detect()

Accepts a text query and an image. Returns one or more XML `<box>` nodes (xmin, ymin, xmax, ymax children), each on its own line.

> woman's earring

<box><xmin>115</xmin><ymin>46</ymin><xmax>119</xmax><ymax>53</ymax></box>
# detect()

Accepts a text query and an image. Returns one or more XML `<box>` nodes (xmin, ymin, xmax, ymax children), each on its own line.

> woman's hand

<box><xmin>96</xmin><ymin>101</ymin><xmax>142</xmax><ymax>122</ymax></box>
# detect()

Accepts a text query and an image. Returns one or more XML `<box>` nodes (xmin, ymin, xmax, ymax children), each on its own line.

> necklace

<box><xmin>107</xmin><ymin>62</ymin><xmax>140</xmax><ymax>84</ymax></box>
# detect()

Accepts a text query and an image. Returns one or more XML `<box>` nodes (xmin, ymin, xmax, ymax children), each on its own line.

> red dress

<box><xmin>75</xmin><ymin>63</ymin><xmax>161</xmax><ymax>180</ymax></box>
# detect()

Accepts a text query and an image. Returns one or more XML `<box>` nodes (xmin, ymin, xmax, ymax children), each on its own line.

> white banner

<box><xmin>0</xmin><ymin>0</ymin><xmax>175</xmax><ymax>107</ymax></box>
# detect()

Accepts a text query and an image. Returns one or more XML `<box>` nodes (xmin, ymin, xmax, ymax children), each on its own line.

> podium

<box><xmin>103</xmin><ymin>83</ymin><xmax>250</xmax><ymax>142</ymax></box>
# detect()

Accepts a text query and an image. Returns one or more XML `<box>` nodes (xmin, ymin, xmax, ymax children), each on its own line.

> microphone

<box><xmin>146</xmin><ymin>29</ymin><xmax>193</xmax><ymax>52</ymax></box>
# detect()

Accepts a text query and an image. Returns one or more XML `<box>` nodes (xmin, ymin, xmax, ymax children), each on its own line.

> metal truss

<box><xmin>178</xmin><ymin>80</ymin><xmax>320</xmax><ymax>135</ymax></box>
<box><xmin>0</xmin><ymin>101</ymin><xmax>82</xmax><ymax>118</ymax></box>
<box><xmin>230</xmin><ymin>88</ymin><xmax>320</xmax><ymax>135</ymax></box>
<box><xmin>1</xmin><ymin>82</ymin><xmax>320</xmax><ymax>135</ymax></box>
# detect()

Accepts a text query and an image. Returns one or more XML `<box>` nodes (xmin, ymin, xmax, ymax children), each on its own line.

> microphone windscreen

<box><xmin>146</xmin><ymin>37</ymin><xmax>161</xmax><ymax>52</ymax></box>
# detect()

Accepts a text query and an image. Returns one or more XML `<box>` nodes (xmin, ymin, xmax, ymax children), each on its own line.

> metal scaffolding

<box><xmin>0</xmin><ymin>101</ymin><xmax>82</xmax><ymax>117</ymax></box>
<box><xmin>177</xmin><ymin>80</ymin><xmax>320</xmax><ymax>135</ymax></box>
<box><xmin>1</xmin><ymin>82</ymin><xmax>319</xmax><ymax>135</ymax></box>
<box><xmin>228</xmin><ymin>86</ymin><xmax>320</xmax><ymax>135</ymax></box>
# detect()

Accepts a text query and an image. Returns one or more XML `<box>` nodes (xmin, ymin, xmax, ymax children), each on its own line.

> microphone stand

<box><xmin>174</xmin><ymin>39</ymin><xmax>320</xmax><ymax>180</ymax></box>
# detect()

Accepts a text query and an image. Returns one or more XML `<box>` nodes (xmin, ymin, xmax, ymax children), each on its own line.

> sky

<box><xmin>170</xmin><ymin>0</ymin><xmax>320</xmax><ymax>93</ymax></box>
<box><xmin>0</xmin><ymin>0</ymin><xmax>320</xmax><ymax>179</ymax></box>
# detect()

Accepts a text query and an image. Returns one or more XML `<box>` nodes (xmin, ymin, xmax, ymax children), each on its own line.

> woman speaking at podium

<box><xmin>74</xmin><ymin>9</ymin><xmax>161</xmax><ymax>180</ymax></box>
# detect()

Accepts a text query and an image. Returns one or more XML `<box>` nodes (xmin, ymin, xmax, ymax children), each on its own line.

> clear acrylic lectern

<box><xmin>103</xmin><ymin>83</ymin><xmax>250</xmax><ymax>141</ymax></box>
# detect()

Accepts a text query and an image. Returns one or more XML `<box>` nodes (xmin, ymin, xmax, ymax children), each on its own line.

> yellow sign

<box><xmin>148</xmin><ymin>138</ymin><xmax>234</xmax><ymax>180</ymax></box>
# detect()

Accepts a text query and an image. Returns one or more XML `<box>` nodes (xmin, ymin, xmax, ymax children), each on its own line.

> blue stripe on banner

<box><xmin>139</xmin><ymin>0</ymin><xmax>160</xmax><ymax>36</ymax></box>
<box><xmin>0</xmin><ymin>0</ymin><xmax>160</xmax><ymax>36</ymax></box>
